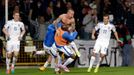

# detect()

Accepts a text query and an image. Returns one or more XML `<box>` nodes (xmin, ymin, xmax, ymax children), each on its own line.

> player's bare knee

<box><xmin>7</xmin><ymin>52</ymin><xmax>12</xmax><ymax>58</ymax></box>
<box><xmin>91</xmin><ymin>52</ymin><xmax>97</xmax><ymax>57</ymax></box>
<box><xmin>47</xmin><ymin>55</ymin><xmax>52</xmax><ymax>63</ymax></box>
<box><xmin>7</xmin><ymin>54</ymin><xmax>12</xmax><ymax>58</ymax></box>
<box><xmin>100</xmin><ymin>54</ymin><xmax>106</xmax><ymax>58</ymax></box>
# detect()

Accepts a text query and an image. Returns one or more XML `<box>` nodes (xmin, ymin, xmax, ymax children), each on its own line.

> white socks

<box><xmin>6</xmin><ymin>58</ymin><xmax>11</xmax><ymax>70</ymax></box>
<box><xmin>57</xmin><ymin>54</ymin><xmax>62</xmax><ymax>65</ymax></box>
<box><xmin>12</xmin><ymin>57</ymin><xmax>17</xmax><ymax>68</ymax></box>
<box><xmin>63</xmin><ymin>58</ymin><xmax>74</xmax><ymax>66</ymax></box>
<box><xmin>89</xmin><ymin>56</ymin><xmax>95</xmax><ymax>69</ymax></box>
<box><xmin>70</xmin><ymin>42</ymin><xmax>80</xmax><ymax>57</ymax></box>
<box><xmin>96</xmin><ymin>57</ymin><xmax>102</xmax><ymax>68</ymax></box>
<box><xmin>43</xmin><ymin>61</ymin><xmax>49</xmax><ymax>68</ymax></box>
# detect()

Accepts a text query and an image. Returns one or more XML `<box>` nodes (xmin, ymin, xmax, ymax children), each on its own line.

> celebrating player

<box><xmin>53</xmin><ymin>9</ymin><xmax>75</xmax><ymax>29</ymax></box>
<box><xmin>33</xmin><ymin>22</ymin><xmax>62</xmax><ymax>73</ymax></box>
<box><xmin>54</xmin><ymin>9</ymin><xmax>80</xmax><ymax>57</ymax></box>
<box><xmin>54</xmin><ymin>25</ymin><xmax>78</xmax><ymax>72</ymax></box>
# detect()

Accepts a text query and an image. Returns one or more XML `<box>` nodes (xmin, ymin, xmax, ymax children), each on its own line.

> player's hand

<box><xmin>7</xmin><ymin>36</ymin><xmax>11</xmax><ymax>41</ymax></box>
<box><xmin>91</xmin><ymin>35</ymin><xmax>95</xmax><ymax>40</ymax></box>
<box><xmin>6</xmin><ymin>34</ymin><xmax>10</xmax><ymax>41</ymax></box>
<box><xmin>117</xmin><ymin>39</ymin><xmax>123</xmax><ymax>44</ymax></box>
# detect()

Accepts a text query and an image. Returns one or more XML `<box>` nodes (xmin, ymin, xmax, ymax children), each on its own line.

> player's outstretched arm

<box><xmin>63</xmin><ymin>31</ymin><xmax>78</xmax><ymax>42</ymax></box>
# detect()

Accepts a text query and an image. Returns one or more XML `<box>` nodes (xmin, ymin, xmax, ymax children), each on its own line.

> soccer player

<box><xmin>35</xmin><ymin>9</ymin><xmax>80</xmax><ymax>73</ymax></box>
<box><xmin>53</xmin><ymin>9</ymin><xmax>75</xmax><ymax>29</ymax></box>
<box><xmin>2</xmin><ymin>11</ymin><xmax>25</xmax><ymax>74</ymax></box>
<box><xmin>33</xmin><ymin>9</ymin><xmax>75</xmax><ymax>72</ymax></box>
<box><xmin>87</xmin><ymin>14</ymin><xmax>123</xmax><ymax>73</ymax></box>
<box><xmin>33</xmin><ymin>23</ymin><xmax>62</xmax><ymax>73</ymax></box>
<box><xmin>54</xmin><ymin>25</ymin><xmax>78</xmax><ymax>72</ymax></box>
<box><xmin>54</xmin><ymin>9</ymin><xmax>80</xmax><ymax>57</ymax></box>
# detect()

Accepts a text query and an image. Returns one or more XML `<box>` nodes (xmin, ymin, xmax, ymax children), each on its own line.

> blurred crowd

<box><xmin>0</xmin><ymin>0</ymin><xmax>134</xmax><ymax>40</ymax></box>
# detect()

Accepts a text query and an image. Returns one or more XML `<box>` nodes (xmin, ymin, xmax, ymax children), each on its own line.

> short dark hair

<box><xmin>67</xmin><ymin>9</ymin><xmax>74</xmax><ymax>13</ymax></box>
<box><xmin>13</xmin><ymin>11</ymin><xmax>20</xmax><ymax>15</ymax></box>
<box><xmin>103</xmin><ymin>14</ymin><xmax>109</xmax><ymax>17</ymax></box>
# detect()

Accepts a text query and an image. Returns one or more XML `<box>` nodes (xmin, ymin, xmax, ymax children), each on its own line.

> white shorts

<box><xmin>93</xmin><ymin>39</ymin><xmax>109</xmax><ymax>54</ymax></box>
<box><xmin>43</xmin><ymin>43</ymin><xmax>57</xmax><ymax>57</ymax></box>
<box><xmin>6</xmin><ymin>41</ymin><xmax>20</xmax><ymax>53</ymax></box>
<box><xmin>57</xmin><ymin>44</ymin><xmax>76</xmax><ymax>57</ymax></box>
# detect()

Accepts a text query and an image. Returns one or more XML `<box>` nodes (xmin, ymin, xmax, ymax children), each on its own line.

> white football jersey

<box><xmin>4</xmin><ymin>19</ymin><xmax>25</xmax><ymax>41</ymax></box>
<box><xmin>95</xmin><ymin>22</ymin><xmax>116</xmax><ymax>41</ymax></box>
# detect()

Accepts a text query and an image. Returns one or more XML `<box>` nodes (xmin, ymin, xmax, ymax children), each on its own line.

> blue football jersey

<box><xmin>43</xmin><ymin>23</ymin><xmax>62</xmax><ymax>47</ymax></box>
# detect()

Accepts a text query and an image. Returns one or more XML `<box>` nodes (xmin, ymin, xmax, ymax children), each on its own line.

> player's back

<box><xmin>43</xmin><ymin>23</ymin><xmax>62</xmax><ymax>47</ymax></box>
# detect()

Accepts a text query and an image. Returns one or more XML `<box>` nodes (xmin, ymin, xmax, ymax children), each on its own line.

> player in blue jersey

<box><xmin>33</xmin><ymin>23</ymin><xmax>62</xmax><ymax>73</ymax></box>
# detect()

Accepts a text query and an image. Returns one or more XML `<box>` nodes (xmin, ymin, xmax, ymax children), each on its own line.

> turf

<box><xmin>0</xmin><ymin>67</ymin><xmax>134</xmax><ymax>75</ymax></box>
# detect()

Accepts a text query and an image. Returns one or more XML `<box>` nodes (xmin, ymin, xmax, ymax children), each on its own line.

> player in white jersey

<box><xmin>87</xmin><ymin>14</ymin><xmax>123</xmax><ymax>73</ymax></box>
<box><xmin>2</xmin><ymin>12</ymin><xmax>25</xmax><ymax>74</ymax></box>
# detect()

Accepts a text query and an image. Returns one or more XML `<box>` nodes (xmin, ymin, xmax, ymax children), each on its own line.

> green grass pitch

<box><xmin>0</xmin><ymin>67</ymin><xmax>134</xmax><ymax>75</ymax></box>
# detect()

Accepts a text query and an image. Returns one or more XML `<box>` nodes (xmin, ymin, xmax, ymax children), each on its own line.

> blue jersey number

<box><xmin>14</xmin><ymin>27</ymin><xmax>17</xmax><ymax>31</ymax></box>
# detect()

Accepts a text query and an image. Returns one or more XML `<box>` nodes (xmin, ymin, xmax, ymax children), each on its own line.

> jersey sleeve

<box><xmin>4</xmin><ymin>21</ymin><xmax>10</xmax><ymax>29</ymax></box>
<box><xmin>20</xmin><ymin>22</ymin><xmax>25</xmax><ymax>30</ymax></box>
<box><xmin>62</xmin><ymin>31</ymin><xmax>78</xmax><ymax>42</ymax></box>
<box><xmin>95</xmin><ymin>23</ymin><xmax>100</xmax><ymax>31</ymax></box>
<box><xmin>111</xmin><ymin>25</ymin><xmax>116</xmax><ymax>32</ymax></box>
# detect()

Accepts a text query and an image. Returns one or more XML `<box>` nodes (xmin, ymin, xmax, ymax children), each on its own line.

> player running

<box><xmin>2</xmin><ymin>11</ymin><xmax>25</xmax><ymax>74</ymax></box>
<box><xmin>87</xmin><ymin>14</ymin><xmax>123</xmax><ymax>73</ymax></box>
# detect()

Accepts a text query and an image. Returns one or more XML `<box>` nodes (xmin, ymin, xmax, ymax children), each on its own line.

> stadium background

<box><xmin>0</xmin><ymin>0</ymin><xmax>134</xmax><ymax>75</ymax></box>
